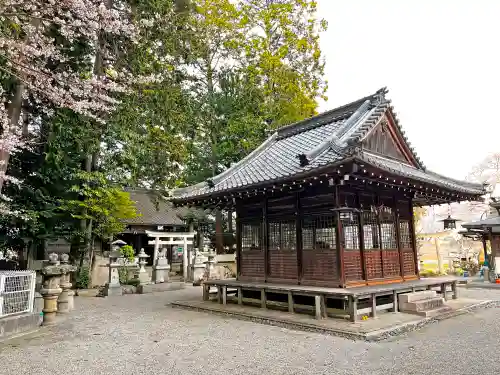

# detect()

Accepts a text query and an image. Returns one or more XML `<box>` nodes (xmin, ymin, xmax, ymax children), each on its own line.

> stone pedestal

<box><xmin>192</xmin><ymin>252</ymin><xmax>207</xmax><ymax>286</ymax></box>
<box><xmin>58</xmin><ymin>254</ymin><xmax>77</xmax><ymax>314</ymax></box>
<box><xmin>67</xmin><ymin>290</ymin><xmax>75</xmax><ymax>311</ymax></box>
<box><xmin>203</xmin><ymin>251</ymin><xmax>217</xmax><ymax>280</ymax></box>
<box><xmin>135</xmin><ymin>248</ymin><xmax>151</xmax><ymax>285</ymax></box>
<box><xmin>40</xmin><ymin>253</ymin><xmax>63</xmax><ymax>326</ymax></box>
<box><xmin>104</xmin><ymin>250</ymin><xmax>123</xmax><ymax>297</ymax></box>
<box><xmin>154</xmin><ymin>257</ymin><xmax>170</xmax><ymax>283</ymax></box>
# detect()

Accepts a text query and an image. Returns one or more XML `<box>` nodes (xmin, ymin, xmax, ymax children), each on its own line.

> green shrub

<box><xmin>455</xmin><ymin>267</ymin><xmax>464</xmax><ymax>276</ymax></box>
<box><xmin>120</xmin><ymin>245</ymin><xmax>135</xmax><ymax>263</ymax></box>
<box><xmin>125</xmin><ymin>278</ymin><xmax>140</xmax><ymax>286</ymax></box>
<box><xmin>75</xmin><ymin>266</ymin><xmax>90</xmax><ymax>289</ymax></box>
<box><xmin>420</xmin><ymin>269</ymin><xmax>438</xmax><ymax>277</ymax></box>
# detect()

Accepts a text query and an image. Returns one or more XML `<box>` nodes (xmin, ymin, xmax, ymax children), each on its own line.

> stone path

<box><xmin>1</xmin><ymin>286</ymin><xmax>500</xmax><ymax>375</ymax></box>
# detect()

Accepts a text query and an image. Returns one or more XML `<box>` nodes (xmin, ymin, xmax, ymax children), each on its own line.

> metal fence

<box><xmin>0</xmin><ymin>271</ymin><xmax>36</xmax><ymax>318</ymax></box>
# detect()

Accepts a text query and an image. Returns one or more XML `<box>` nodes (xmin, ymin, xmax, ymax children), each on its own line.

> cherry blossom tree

<box><xmin>0</xmin><ymin>0</ymin><xmax>136</xmax><ymax>193</ymax></box>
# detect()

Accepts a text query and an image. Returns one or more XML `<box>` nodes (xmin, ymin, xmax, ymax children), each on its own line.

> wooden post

<box><xmin>236</xmin><ymin>217</ymin><xmax>242</xmax><ymax>280</ymax></box>
<box><xmin>203</xmin><ymin>283</ymin><xmax>209</xmax><ymax>301</ymax></box>
<box><xmin>334</xmin><ymin>184</ymin><xmax>345</xmax><ymax>287</ymax></box>
<box><xmin>357</xmin><ymin>193</ymin><xmax>367</xmax><ymax>282</ymax></box>
<box><xmin>237</xmin><ymin>287</ymin><xmax>243</xmax><ymax>305</ymax></box>
<box><xmin>452</xmin><ymin>281</ymin><xmax>458</xmax><ymax>300</ymax></box>
<box><xmin>392</xmin><ymin>290</ymin><xmax>398</xmax><ymax>312</ymax></box>
<box><xmin>296</xmin><ymin>192</ymin><xmax>303</xmax><ymax>284</ymax></box>
<box><xmin>320</xmin><ymin>295</ymin><xmax>327</xmax><ymax>318</ymax></box>
<box><xmin>440</xmin><ymin>283</ymin><xmax>447</xmax><ymax>301</ymax></box>
<box><xmin>349</xmin><ymin>296</ymin><xmax>358</xmax><ymax>322</ymax></box>
<box><xmin>217</xmin><ymin>285</ymin><xmax>222</xmax><ymax>304</ymax></box>
<box><xmin>222</xmin><ymin>285</ymin><xmax>227</xmax><ymax>305</ymax></box>
<box><xmin>394</xmin><ymin>196</ymin><xmax>405</xmax><ymax>279</ymax></box>
<box><xmin>376</xmin><ymin>194</ymin><xmax>384</xmax><ymax>278</ymax></box>
<box><xmin>263</xmin><ymin>197</ymin><xmax>269</xmax><ymax>282</ymax></box>
<box><xmin>408</xmin><ymin>195</ymin><xmax>420</xmax><ymax>277</ymax></box>
<box><xmin>314</xmin><ymin>295</ymin><xmax>322</xmax><ymax>319</ymax></box>
<box><xmin>261</xmin><ymin>289</ymin><xmax>267</xmax><ymax>309</ymax></box>
<box><xmin>288</xmin><ymin>291</ymin><xmax>294</xmax><ymax>313</ymax></box>
<box><xmin>371</xmin><ymin>294</ymin><xmax>377</xmax><ymax>318</ymax></box>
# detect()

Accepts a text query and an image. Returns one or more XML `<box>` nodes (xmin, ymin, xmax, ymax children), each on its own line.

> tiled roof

<box><xmin>124</xmin><ymin>188</ymin><xmax>188</xmax><ymax>226</ymax></box>
<box><xmin>172</xmin><ymin>88</ymin><xmax>484</xmax><ymax>200</ymax></box>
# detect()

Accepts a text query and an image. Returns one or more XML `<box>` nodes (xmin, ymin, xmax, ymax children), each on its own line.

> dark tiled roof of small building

<box><xmin>124</xmin><ymin>188</ymin><xmax>188</xmax><ymax>226</ymax></box>
<box><xmin>172</xmin><ymin>88</ymin><xmax>484</xmax><ymax>200</ymax></box>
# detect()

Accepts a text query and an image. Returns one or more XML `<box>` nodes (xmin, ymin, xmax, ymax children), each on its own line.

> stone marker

<box><xmin>154</xmin><ymin>256</ymin><xmax>170</xmax><ymax>284</ymax></box>
<box><xmin>192</xmin><ymin>250</ymin><xmax>206</xmax><ymax>286</ymax></box>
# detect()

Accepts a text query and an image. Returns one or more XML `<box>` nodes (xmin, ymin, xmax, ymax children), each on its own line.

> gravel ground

<box><xmin>1</xmin><ymin>286</ymin><xmax>500</xmax><ymax>375</ymax></box>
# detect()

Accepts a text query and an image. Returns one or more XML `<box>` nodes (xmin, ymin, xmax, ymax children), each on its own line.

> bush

<box><xmin>125</xmin><ymin>278</ymin><xmax>140</xmax><ymax>287</ymax></box>
<box><xmin>75</xmin><ymin>266</ymin><xmax>90</xmax><ymax>289</ymax></box>
<box><xmin>419</xmin><ymin>269</ymin><xmax>438</xmax><ymax>277</ymax></box>
<box><xmin>120</xmin><ymin>245</ymin><xmax>135</xmax><ymax>262</ymax></box>
<box><xmin>455</xmin><ymin>267</ymin><xmax>464</xmax><ymax>276</ymax></box>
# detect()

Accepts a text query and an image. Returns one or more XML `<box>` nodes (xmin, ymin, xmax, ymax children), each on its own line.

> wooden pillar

<box><xmin>394</xmin><ymin>196</ymin><xmax>405</xmax><ymax>279</ymax></box>
<box><xmin>263</xmin><ymin>197</ymin><xmax>269</xmax><ymax>282</ymax></box>
<box><xmin>215</xmin><ymin>209</ymin><xmax>223</xmax><ymax>254</ymax></box>
<box><xmin>482</xmin><ymin>235</ymin><xmax>488</xmax><ymax>265</ymax></box>
<box><xmin>408</xmin><ymin>195</ymin><xmax>419</xmax><ymax>277</ymax></box>
<box><xmin>356</xmin><ymin>193</ymin><xmax>367</xmax><ymax>282</ymax></box>
<box><xmin>375</xmin><ymin>194</ymin><xmax>384</xmax><ymax>278</ymax></box>
<box><xmin>334</xmin><ymin>183</ymin><xmax>345</xmax><ymax>287</ymax></box>
<box><xmin>296</xmin><ymin>192</ymin><xmax>303</xmax><ymax>285</ymax></box>
<box><xmin>236</xmin><ymin>216</ymin><xmax>242</xmax><ymax>280</ymax></box>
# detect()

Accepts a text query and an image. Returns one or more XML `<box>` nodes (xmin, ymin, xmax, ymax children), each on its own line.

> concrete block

<box><xmin>398</xmin><ymin>290</ymin><xmax>436</xmax><ymax>304</ymax></box>
<box><xmin>136</xmin><ymin>282</ymin><xmax>185</xmax><ymax>294</ymax></box>
<box><xmin>401</xmin><ymin>297</ymin><xmax>444</xmax><ymax>312</ymax></box>
<box><xmin>409</xmin><ymin>306</ymin><xmax>453</xmax><ymax>318</ymax></box>
<box><xmin>0</xmin><ymin>313</ymin><xmax>41</xmax><ymax>342</ymax></box>
<box><xmin>103</xmin><ymin>283</ymin><xmax>123</xmax><ymax>297</ymax></box>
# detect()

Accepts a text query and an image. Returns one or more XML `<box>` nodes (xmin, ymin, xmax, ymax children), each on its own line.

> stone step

<box><xmin>398</xmin><ymin>290</ymin><xmax>437</xmax><ymax>304</ymax></box>
<box><xmin>408</xmin><ymin>305</ymin><xmax>453</xmax><ymax>318</ymax></box>
<box><xmin>401</xmin><ymin>297</ymin><xmax>444</xmax><ymax>312</ymax></box>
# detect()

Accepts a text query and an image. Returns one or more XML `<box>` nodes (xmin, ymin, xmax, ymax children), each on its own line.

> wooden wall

<box><xmin>236</xmin><ymin>183</ymin><xmax>419</xmax><ymax>287</ymax></box>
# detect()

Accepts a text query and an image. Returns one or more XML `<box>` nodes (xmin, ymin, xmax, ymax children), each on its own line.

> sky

<box><xmin>316</xmin><ymin>0</ymin><xmax>500</xmax><ymax>180</ymax></box>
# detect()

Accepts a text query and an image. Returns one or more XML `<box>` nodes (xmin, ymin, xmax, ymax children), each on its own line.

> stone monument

<box><xmin>203</xmin><ymin>248</ymin><xmax>217</xmax><ymax>280</ymax></box>
<box><xmin>40</xmin><ymin>253</ymin><xmax>63</xmax><ymax>325</ymax></box>
<box><xmin>192</xmin><ymin>248</ymin><xmax>207</xmax><ymax>286</ymax></box>
<box><xmin>153</xmin><ymin>248</ymin><xmax>170</xmax><ymax>283</ymax></box>
<box><xmin>103</xmin><ymin>249</ymin><xmax>123</xmax><ymax>296</ymax></box>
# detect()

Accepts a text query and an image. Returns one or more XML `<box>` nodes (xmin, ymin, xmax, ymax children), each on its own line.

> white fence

<box><xmin>0</xmin><ymin>271</ymin><xmax>36</xmax><ymax>318</ymax></box>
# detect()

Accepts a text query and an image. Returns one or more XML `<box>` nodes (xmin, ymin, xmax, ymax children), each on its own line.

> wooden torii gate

<box><xmin>145</xmin><ymin>231</ymin><xmax>196</xmax><ymax>281</ymax></box>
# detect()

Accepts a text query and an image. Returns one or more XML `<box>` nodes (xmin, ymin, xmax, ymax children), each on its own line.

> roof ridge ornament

<box><xmin>298</xmin><ymin>99</ymin><xmax>372</xmax><ymax>167</ymax></box>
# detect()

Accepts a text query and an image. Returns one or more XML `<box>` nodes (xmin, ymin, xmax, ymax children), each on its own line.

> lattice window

<box><xmin>380</xmin><ymin>206</ymin><xmax>397</xmax><ymax>249</ymax></box>
<box><xmin>241</xmin><ymin>222</ymin><xmax>262</xmax><ymax>251</ymax></box>
<box><xmin>399</xmin><ymin>220</ymin><xmax>412</xmax><ymax>248</ymax></box>
<box><xmin>0</xmin><ymin>271</ymin><xmax>36</xmax><ymax>318</ymax></box>
<box><xmin>302</xmin><ymin>216</ymin><xmax>337</xmax><ymax>250</ymax></box>
<box><xmin>269</xmin><ymin>220</ymin><xmax>296</xmax><ymax>251</ymax></box>
<box><xmin>340</xmin><ymin>212</ymin><xmax>359</xmax><ymax>250</ymax></box>
<box><xmin>362</xmin><ymin>210</ymin><xmax>380</xmax><ymax>249</ymax></box>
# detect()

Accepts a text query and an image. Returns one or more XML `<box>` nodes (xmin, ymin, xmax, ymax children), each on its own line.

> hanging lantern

<box><xmin>439</xmin><ymin>215</ymin><xmax>460</xmax><ymax>230</ymax></box>
<box><xmin>439</xmin><ymin>204</ymin><xmax>461</xmax><ymax>230</ymax></box>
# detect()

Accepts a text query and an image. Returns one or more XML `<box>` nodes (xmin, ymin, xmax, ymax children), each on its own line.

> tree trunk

<box><xmin>0</xmin><ymin>82</ymin><xmax>24</xmax><ymax>193</ymax></box>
